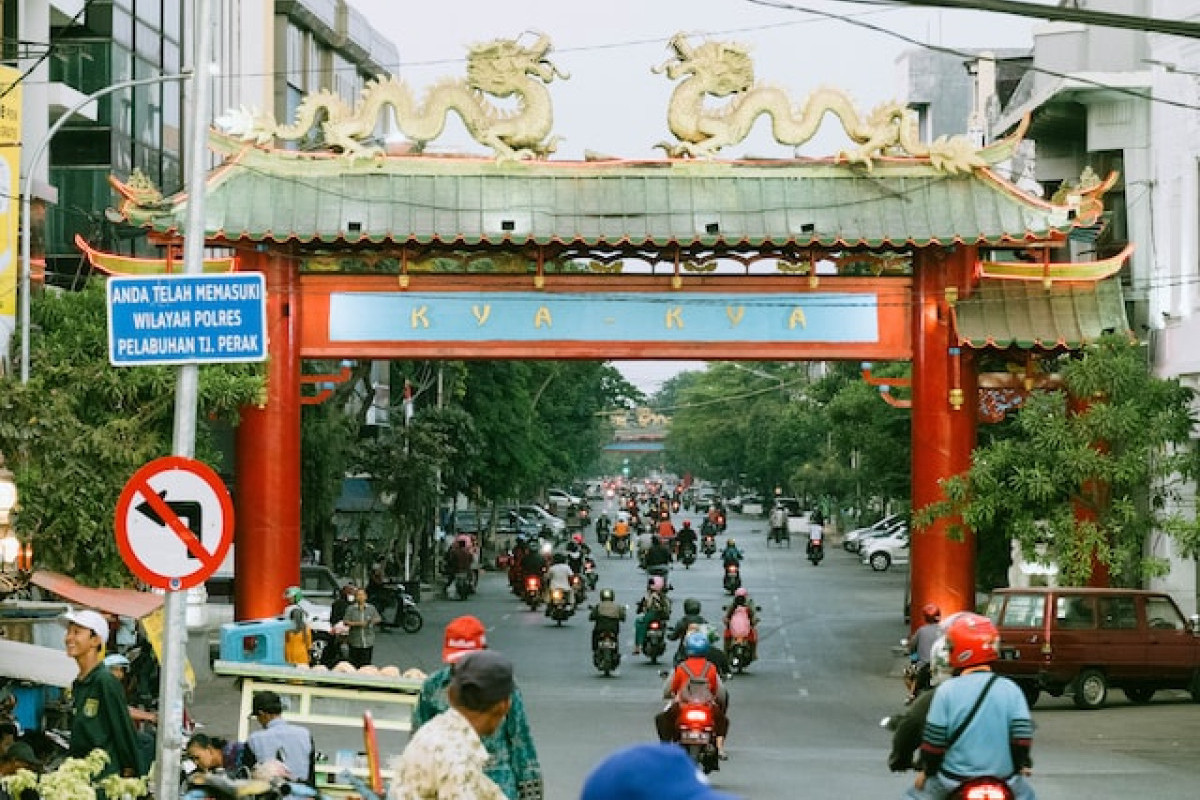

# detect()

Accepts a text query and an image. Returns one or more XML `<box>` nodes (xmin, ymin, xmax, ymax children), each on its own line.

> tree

<box><xmin>920</xmin><ymin>335</ymin><xmax>1200</xmax><ymax>587</ymax></box>
<box><xmin>0</xmin><ymin>282</ymin><xmax>262</xmax><ymax>586</ymax></box>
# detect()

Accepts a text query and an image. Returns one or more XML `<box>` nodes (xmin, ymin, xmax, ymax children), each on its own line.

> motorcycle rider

<box><xmin>654</xmin><ymin>631</ymin><xmax>730</xmax><ymax>761</ymax></box>
<box><xmin>668</xmin><ymin>598</ymin><xmax>708</xmax><ymax>665</ymax></box>
<box><xmin>608</xmin><ymin>515</ymin><xmax>631</xmax><ymax>555</ymax></box>
<box><xmin>887</xmin><ymin>629</ymin><xmax>954</xmax><ymax>773</ymax></box>
<box><xmin>633</xmin><ymin>576</ymin><xmax>672</xmax><ymax>656</ymax></box>
<box><xmin>769</xmin><ymin>501</ymin><xmax>788</xmax><ymax>541</ymax></box>
<box><xmin>565</xmin><ymin>533</ymin><xmax>590</xmax><ymax>574</ymax></box>
<box><xmin>544</xmin><ymin>553</ymin><xmax>575</xmax><ymax>614</ymax></box>
<box><xmin>907</xmin><ymin>604</ymin><xmax>942</xmax><ymax>704</ymax></box>
<box><xmin>595</xmin><ymin>513</ymin><xmax>612</xmax><ymax>546</ymax></box>
<box><xmin>807</xmin><ymin>507</ymin><xmax>825</xmax><ymax>557</ymax></box>
<box><xmin>906</xmin><ymin>613</ymin><xmax>1035</xmax><ymax>800</ymax></box>
<box><xmin>644</xmin><ymin>535</ymin><xmax>673</xmax><ymax>580</ymax></box>
<box><xmin>444</xmin><ymin>537</ymin><xmax>474</xmax><ymax>596</ymax></box>
<box><xmin>589</xmin><ymin>588</ymin><xmax>626</xmax><ymax>653</ymax></box>
<box><xmin>723</xmin><ymin>588</ymin><xmax>759</xmax><ymax>661</ymax></box>
<box><xmin>675</xmin><ymin>520</ymin><xmax>698</xmax><ymax>560</ymax></box>
<box><xmin>656</xmin><ymin>515</ymin><xmax>677</xmax><ymax>551</ymax></box>
<box><xmin>720</xmin><ymin>539</ymin><xmax>744</xmax><ymax>566</ymax></box>
<box><xmin>635</xmin><ymin>527</ymin><xmax>656</xmax><ymax>566</ymax></box>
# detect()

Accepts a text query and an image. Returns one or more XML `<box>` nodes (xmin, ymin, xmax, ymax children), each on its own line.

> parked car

<box><xmin>843</xmin><ymin>513</ymin><xmax>903</xmax><ymax>552</ymax></box>
<box><xmin>547</xmin><ymin>488</ymin><xmax>582</xmax><ymax>509</ymax></box>
<box><xmin>860</xmin><ymin>525</ymin><xmax>909</xmax><ymax>571</ymax></box>
<box><xmin>985</xmin><ymin>587</ymin><xmax>1200</xmax><ymax>709</ymax></box>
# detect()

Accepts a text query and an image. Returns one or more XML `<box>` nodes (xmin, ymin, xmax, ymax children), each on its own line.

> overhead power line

<box><xmin>858</xmin><ymin>0</ymin><xmax>1200</xmax><ymax>40</ymax></box>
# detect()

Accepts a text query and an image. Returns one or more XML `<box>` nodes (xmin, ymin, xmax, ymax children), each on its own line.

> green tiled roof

<box><xmin>125</xmin><ymin>137</ymin><xmax>1088</xmax><ymax>249</ymax></box>
<box><xmin>956</xmin><ymin>277</ymin><xmax>1129</xmax><ymax>350</ymax></box>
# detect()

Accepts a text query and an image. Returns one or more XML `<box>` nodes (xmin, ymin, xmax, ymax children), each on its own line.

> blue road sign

<box><xmin>106</xmin><ymin>274</ymin><xmax>268</xmax><ymax>366</ymax></box>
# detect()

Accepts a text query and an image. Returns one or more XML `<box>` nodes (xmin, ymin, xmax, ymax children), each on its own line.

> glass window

<box><xmin>1145</xmin><ymin>597</ymin><xmax>1185</xmax><ymax>631</ymax></box>
<box><xmin>164</xmin><ymin>0</ymin><xmax>182</xmax><ymax>38</ymax></box>
<box><xmin>1098</xmin><ymin>596</ymin><xmax>1138</xmax><ymax>630</ymax></box>
<box><xmin>135</xmin><ymin>0</ymin><xmax>162</xmax><ymax>28</ymax></box>
<box><xmin>135</xmin><ymin>20</ymin><xmax>160</xmax><ymax>63</ymax></box>
<box><xmin>1000</xmin><ymin>594</ymin><xmax>1045</xmax><ymax>628</ymax></box>
<box><xmin>1055</xmin><ymin>596</ymin><xmax>1096</xmax><ymax>629</ymax></box>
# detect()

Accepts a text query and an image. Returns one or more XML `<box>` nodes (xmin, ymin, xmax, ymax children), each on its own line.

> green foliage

<box><xmin>0</xmin><ymin>281</ymin><xmax>263</xmax><ymax>587</ymax></box>
<box><xmin>919</xmin><ymin>335</ymin><xmax>1200</xmax><ymax>587</ymax></box>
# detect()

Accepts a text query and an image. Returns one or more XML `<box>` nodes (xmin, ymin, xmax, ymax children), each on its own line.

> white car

<box><xmin>547</xmin><ymin>489</ymin><xmax>582</xmax><ymax>509</ymax></box>
<box><xmin>843</xmin><ymin>513</ymin><xmax>903</xmax><ymax>552</ymax></box>
<box><xmin>740</xmin><ymin>496</ymin><xmax>765</xmax><ymax>516</ymax></box>
<box><xmin>861</xmin><ymin>525</ymin><xmax>909</xmax><ymax>572</ymax></box>
<box><xmin>518</xmin><ymin>504</ymin><xmax>568</xmax><ymax>537</ymax></box>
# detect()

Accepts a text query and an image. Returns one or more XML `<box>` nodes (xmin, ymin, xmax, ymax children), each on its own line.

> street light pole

<box><xmin>19</xmin><ymin>71</ymin><xmax>191</xmax><ymax>383</ymax></box>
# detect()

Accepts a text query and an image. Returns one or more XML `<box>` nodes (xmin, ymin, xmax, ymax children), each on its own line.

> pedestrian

<box><xmin>242</xmin><ymin>690</ymin><xmax>315</xmax><ymax>786</ymax></box>
<box><xmin>580</xmin><ymin>742</ymin><xmax>739</xmax><ymax>800</ymax></box>
<box><xmin>186</xmin><ymin>732</ymin><xmax>246</xmax><ymax>776</ymax></box>
<box><xmin>284</xmin><ymin>607</ymin><xmax>312</xmax><ymax>667</ymax></box>
<box><xmin>393</xmin><ymin>650</ymin><xmax>516</xmax><ymax>800</ymax></box>
<box><xmin>411</xmin><ymin>616</ymin><xmax>543</xmax><ymax>800</ymax></box>
<box><xmin>344</xmin><ymin>588</ymin><xmax>382</xmax><ymax>668</ymax></box>
<box><xmin>61</xmin><ymin>609</ymin><xmax>145</xmax><ymax>778</ymax></box>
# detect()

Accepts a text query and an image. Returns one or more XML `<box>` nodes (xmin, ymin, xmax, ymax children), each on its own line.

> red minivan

<box><xmin>984</xmin><ymin>587</ymin><xmax>1200</xmax><ymax>709</ymax></box>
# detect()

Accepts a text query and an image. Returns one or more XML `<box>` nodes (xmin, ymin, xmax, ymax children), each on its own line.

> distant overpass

<box><xmin>603</xmin><ymin>426</ymin><xmax>666</xmax><ymax>453</ymax></box>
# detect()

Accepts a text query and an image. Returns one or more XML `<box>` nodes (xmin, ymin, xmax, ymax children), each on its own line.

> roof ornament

<box><xmin>216</xmin><ymin>32</ymin><xmax>567</xmax><ymax>161</ymax></box>
<box><xmin>653</xmin><ymin>32</ymin><xmax>989</xmax><ymax>173</ymax></box>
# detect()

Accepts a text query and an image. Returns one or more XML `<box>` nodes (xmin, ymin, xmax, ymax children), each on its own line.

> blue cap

<box><xmin>580</xmin><ymin>744</ymin><xmax>738</xmax><ymax>800</ymax></box>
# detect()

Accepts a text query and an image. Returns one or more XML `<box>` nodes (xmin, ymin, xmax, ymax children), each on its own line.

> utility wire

<box><xmin>0</xmin><ymin>0</ymin><xmax>98</xmax><ymax>102</ymax></box>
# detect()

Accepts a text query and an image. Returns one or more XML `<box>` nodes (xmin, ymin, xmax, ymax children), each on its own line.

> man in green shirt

<box><xmin>62</xmin><ymin>609</ymin><xmax>144</xmax><ymax>778</ymax></box>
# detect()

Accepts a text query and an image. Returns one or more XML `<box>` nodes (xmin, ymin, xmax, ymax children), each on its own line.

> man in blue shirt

<box><xmin>907</xmin><ymin>613</ymin><xmax>1035</xmax><ymax>800</ymax></box>
<box><xmin>243</xmin><ymin>690</ymin><xmax>315</xmax><ymax>786</ymax></box>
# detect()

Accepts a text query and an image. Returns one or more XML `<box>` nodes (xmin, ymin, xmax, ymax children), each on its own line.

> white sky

<box><xmin>344</xmin><ymin>0</ymin><xmax>1041</xmax><ymax>393</ymax></box>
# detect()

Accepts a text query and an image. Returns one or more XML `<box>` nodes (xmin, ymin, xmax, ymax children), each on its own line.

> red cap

<box><xmin>442</xmin><ymin>615</ymin><xmax>487</xmax><ymax>663</ymax></box>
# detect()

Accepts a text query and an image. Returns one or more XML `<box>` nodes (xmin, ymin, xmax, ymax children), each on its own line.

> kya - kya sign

<box><xmin>115</xmin><ymin>456</ymin><xmax>234</xmax><ymax>590</ymax></box>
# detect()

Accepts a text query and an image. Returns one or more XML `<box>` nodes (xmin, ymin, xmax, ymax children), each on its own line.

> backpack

<box><xmin>728</xmin><ymin>606</ymin><xmax>752</xmax><ymax>639</ymax></box>
<box><xmin>677</xmin><ymin>660</ymin><xmax>716</xmax><ymax>705</ymax></box>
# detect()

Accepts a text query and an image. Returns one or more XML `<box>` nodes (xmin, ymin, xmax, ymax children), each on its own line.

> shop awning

<box><xmin>31</xmin><ymin>571</ymin><xmax>164</xmax><ymax>620</ymax></box>
<box><xmin>955</xmin><ymin>276</ymin><xmax>1129</xmax><ymax>350</ymax></box>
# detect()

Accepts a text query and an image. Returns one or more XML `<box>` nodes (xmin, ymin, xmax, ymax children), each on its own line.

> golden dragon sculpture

<box><xmin>653</xmin><ymin>33</ymin><xmax>987</xmax><ymax>173</ymax></box>
<box><xmin>217</xmin><ymin>33</ymin><xmax>568</xmax><ymax>160</ymax></box>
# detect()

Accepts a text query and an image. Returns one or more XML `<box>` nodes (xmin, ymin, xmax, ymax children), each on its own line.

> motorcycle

<box><xmin>582</xmin><ymin>556</ymin><xmax>599</xmax><ymax>591</ymax></box>
<box><xmin>723</xmin><ymin>563</ymin><xmax>741</xmax><ymax>594</ymax></box>
<box><xmin>701</xmin><ymin>534</ymin><xmax>716</xmax><ymax>558</ymax></box>
<box><xmin>727</xmin><ymin>637</ymin><xmax>754</xmax><ymax>674</ymax></box>
<box><xmin>767</xmin><ymin>525</ymin><xmax>790</xmax><ymax>547</ymax></box>
<box><xmin>678</xmin><ymin>541</ymin><xmax>697</xmax><ymax>569</ymax></box>
<box><xmin>453</xmin><ymin>571</ymin><xmax>474</xmax><ymax>601</ymax></box>
<box><xmin>676</xmin><ymin>701</ymin><xmax>720</xmax><ymax>774</ymax></box>
<box><xmin>184</xmin><ymin>772</ymin><xmax>320</xmax><ymax>800</ymax></box>
<box><xmin>546</xmin><ymin>587</ymin><xmax>573</xmax><ymax>626</ymax></box>
<box><xmin>643</xmin><ymin>618</ymin><xmax>667</xmax><ymax>663</ymax></box>
<box><xmin>524</xmin><ymin>574</ymin><xmax>543</xmax><ymax>610</ymax></box>
<box><xmin>578</xmin><ymin>506</ymin><xmax>591</xmax><ymax>528</ymax></box>
<box><xmin>609</xmin><ymin>535</ymin><xmax>631</xmax><ymax>558</ymax></box>
<box><xmin>570</xmin><ymin>572</ymin><xmax>588</xmax><ymax>605</ymax></box>
<box><xmin>807</xmin><ymin>536</ymin><xmax>825</xmax><ymax>565</ymax></box>
<box><xmin>592</xmin><ymin>629</ymin><xmax>621</xmax><ymax>676</ymax></box>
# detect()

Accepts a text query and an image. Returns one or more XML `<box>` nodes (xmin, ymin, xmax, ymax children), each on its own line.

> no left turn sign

<box><xmin>114</xmin><ymin>456</ymin><xmax>234</xmax><ymax>591</ymax></box>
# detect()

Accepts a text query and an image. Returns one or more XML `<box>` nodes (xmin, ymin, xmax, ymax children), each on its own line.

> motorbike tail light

<box><xmin>683</xmin><ymin>707</ymin><xmax>712</xmax><ymax>724</ymax></box>
<box><xmin>552</xmin><ymin>589</ymin><xmax>564</xmax><ymax>601</ymax></box>
<box><xmin>960</xmin><ymin>781</ymin><xmax>1011</xmax><ymax>800</ymax></box>
<box><xmin>649</xmin><ymin>620</ymin><xmax>661</xmax><ymax>630</ymax></box>
<box><xmin>526</xmin><ymin>577</ymin><xmax>540</xmax><ymax>590</ymax></box>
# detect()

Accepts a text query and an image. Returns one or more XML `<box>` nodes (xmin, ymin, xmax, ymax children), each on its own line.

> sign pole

<box><xmin>155</xmin><ymin>0</ymin><xmax>212</xmax><ymax>797</ymax></box>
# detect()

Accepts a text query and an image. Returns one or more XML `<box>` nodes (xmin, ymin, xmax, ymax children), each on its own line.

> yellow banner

<box><xmin>0</xmin><ymin>65</ymin><xmax>20</xmax><ymax>321</ymax></box>
<box><xmin>140</xmin><ymin>607</ymin><xmax>197</xmax><ymax>690</ymax></box>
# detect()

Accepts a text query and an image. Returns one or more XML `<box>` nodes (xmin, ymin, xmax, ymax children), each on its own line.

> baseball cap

<box><xmin>251</xmin><ymin>690</ymin><xmax>284</xmax><ymax>716</ymax></box>
<box><xmin>449</xmin><ymin>650</ymin><xmax>513</xmax><ymax>711</ymax></box>
<box><xmin>442</xmin><ymin>615</ymin><xmax>487</xmax><ymax>663</ymax></box>
<box><xmin>61</xmin><ymin>609</ymin><xmax>109</xmax><ymax>644</ymax></box>
<box><xmin>581</xmin><ymin>744</ymin><xmax>739</xmax><ymax>800</ymax></box>
<box><xmin>2</xmin><ymin>742</ymin><xmax>41</xmax><ymax>768</ymax></box>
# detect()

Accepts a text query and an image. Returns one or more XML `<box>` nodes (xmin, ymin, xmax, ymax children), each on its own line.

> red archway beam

<box><xmin>300</xmin><ymin>364</ymin><xmax>353</xmax><ymax>406</ymax></box>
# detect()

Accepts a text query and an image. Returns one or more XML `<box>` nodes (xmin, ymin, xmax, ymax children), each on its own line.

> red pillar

<box><xmin>235</xmin><ymin>250</ymin><xmax>302</xmax><ymax>620</ymax></box>
<box><xmin>910</xmin><ymin>247</ymin><xmax>978</xmax><ymax>629</ymax></box>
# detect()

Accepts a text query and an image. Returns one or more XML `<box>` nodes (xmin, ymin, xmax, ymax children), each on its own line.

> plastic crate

<box><xmin>218</xmin><ymin>618</ymin><xmax>291</xmax><ymax>665</ymax></box>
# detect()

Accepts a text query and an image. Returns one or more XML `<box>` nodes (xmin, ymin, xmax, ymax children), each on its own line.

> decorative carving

<box><xmin>109</xmin><ymin>169</ymin><xmax>165</xmax><ymax>208</ymax></box>
<box><xmin>681</xmin><ymin>260</ymin><xmax>718</xmax><ymax>273</ymax></box>
<box><xmin>653</xmin><ymin>33</ymin><xmax>987</xmax><ymax>173</ymax></box>
<box><xmin>217</xmin><ymin>33</ymin><xmax>567</xmax><ymax>161</ymax></box>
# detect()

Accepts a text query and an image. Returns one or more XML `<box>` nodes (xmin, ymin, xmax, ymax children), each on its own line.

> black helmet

<box><xmin>600</xmin><ymin>588</ymin><xmax>615</xmax><ymax>602</ymax></box>
<box><xmin>684</xmin><ymin>598</ymin><xmax>701</xmax><ymax>616</ymax></box>
<box><xmin>553</xmin><ymin>552</ymin><xmax>566</xmax><ymax>564</ymax></box>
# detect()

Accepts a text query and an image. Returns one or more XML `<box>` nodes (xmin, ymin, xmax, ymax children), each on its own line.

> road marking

<box><xmin>797</xmin><ymin>687</ymin><xmax>809</xmax><ymax>698</ymax></box>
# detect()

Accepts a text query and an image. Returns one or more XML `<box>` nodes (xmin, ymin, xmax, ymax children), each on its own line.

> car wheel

<box><xmin>870</xmin><ymin>551</ymin><xmax>891</xmax><ymax>572</ymax></box>
<box><xmin>1019</xmin><ymin>682</ymin><xmax>1040</xmax><ymax>708</ymax></box>
<box><xmin>1123</xmin><ymin>687</ymin><xmax>1155</xmax><ymax>704</ymax></box>
<box><xmin>1073</xmin><ymin>668</ymin><xmax>1108</xmax><ymax>709</ymax></box>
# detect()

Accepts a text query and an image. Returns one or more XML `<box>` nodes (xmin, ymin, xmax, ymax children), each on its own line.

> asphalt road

<box><xmin>192</xmin><ymin>510</ymin><xmax>1200</xmax><ymax>799</ymax></box>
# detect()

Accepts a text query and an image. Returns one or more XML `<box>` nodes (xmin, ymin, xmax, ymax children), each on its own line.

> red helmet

<box><xmin>682</xmin><ymin>520</ymin><xmax>692</xmax><ymax>528</ymax></box>
<box><xmin>945</xmin><ymin>613</ymin><xmax>1000</xmax><ymax>670</ymax></box>
<box><xmin>922</xmin><ymin>603</ymin><xmax>941</xmax><ymax>624</ymax></box>
<box><xmin>572</xmin><ymin>533</ymin><xmax>584</xmax><ymax>544</ymax></box>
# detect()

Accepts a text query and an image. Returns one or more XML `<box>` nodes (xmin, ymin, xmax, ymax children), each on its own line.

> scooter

<box><xmin>582</xmin><ymin>556</ymin><xmax>599</xmax><ymax>590</ymax></box>
<box><xmin>570</xmin><ymin>573</ymin><xmax>588</xmax><ymax>605</ymax></box>
<box><xmin>807</xmin><ymin>535</ymin><xmax>825</xmax><ymax>565</ymax></box>
<box><xmin>643</xmin><ymin>618</ymin><xmax>667</xmax><ymax>664</ymax></box>
<box><xmin>722</xmin><ymin>563</ymin><xmax>741</xmax><ymax>594</ymax></box>
<box><xmin>524</xmin><ymin>574</ymin><xmax>543</xmax><ymax>610</ymax></box>
<box><xmin>727</xmin><ymin>637</ymin><xmax>754</xmax><ymax>674</ymax></box>
<box><xmin>678</xmin><ymin>541</ymin><xmax>697</xmax><ymax>569</ymax></box>
<box><xmin>701</xmin><ymin>534</ymin><xmax>717</xmax><ymax>558</ymax></box>
<box><xmin>388</xmin><ymin>589</ymin><xmax>423</xmax><ymax>633</ymax></box>
<box><xmin>609</xmin><ymin>535</ymin><xmax>631</xmax><ymax>558</ymax></box>
<box><xmin>453</xmin><ymin>571</ymin><xmax>474</xmax><ymax>601</ymax></box>
<box><xmin>546</xmin><ymin>587</ymin><xmax>573</xmax><ymax>626</ymax></box>
<box><xmin>592</xmin><ymin>628</ymin><xmax>621</xmax><ymax>676</ymax></box>
<box><xmin>675</xmin><ymin>702</ymin><xmax>720</xmax><ymax>774</ymax></box>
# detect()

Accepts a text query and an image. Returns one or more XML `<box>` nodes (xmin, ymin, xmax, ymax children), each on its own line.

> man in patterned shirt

<box><xmin>393</xmin><ymin>650</ymin><xmax>514</xmax><ymax>800</ymax></box>
<box><xmin>410</xmin><ymin>616</ymin><xmax>543</xmax><ymax>800</ymax></box>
